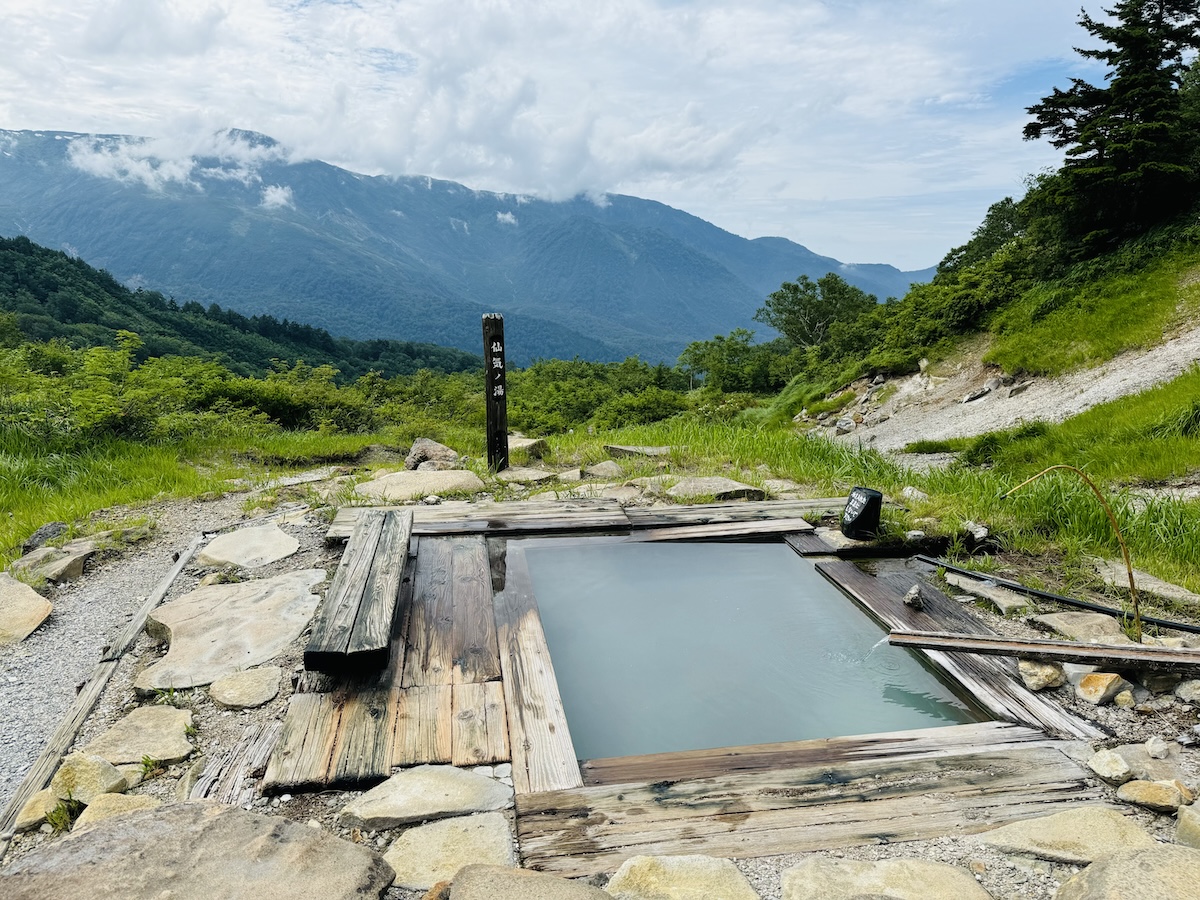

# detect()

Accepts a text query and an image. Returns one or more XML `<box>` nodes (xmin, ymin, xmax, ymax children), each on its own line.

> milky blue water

<box><xmin>520</xmin><ymin>539</ymin><xmax>982</xmax><ymax>760</ymax></box>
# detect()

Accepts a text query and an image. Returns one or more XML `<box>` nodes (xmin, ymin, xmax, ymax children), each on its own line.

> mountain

<box><xmin>0</xmin><ymin>129</ymin><xmax>935</xmax><ymax>364</ymax></box>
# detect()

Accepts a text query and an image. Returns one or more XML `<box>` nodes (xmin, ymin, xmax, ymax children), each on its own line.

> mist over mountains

<box><xmin>0</xmin><ymin>129</ymin><xmax>934</xmax><ymax>364</ymax></box>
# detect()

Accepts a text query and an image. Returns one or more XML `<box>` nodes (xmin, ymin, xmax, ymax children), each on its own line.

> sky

<box><xmin>0</xmin><ymin>0</ymin><xmax>1104</xmax><ymax>270</ymax></box>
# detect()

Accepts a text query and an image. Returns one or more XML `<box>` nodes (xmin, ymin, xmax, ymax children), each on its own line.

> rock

<box><xmin>834</xmin><ymin>417</ymin><xmax>856</xmax><ymax>435</ymax></box>
<box><xmin>116</xmin><ymin>764</ymin><xmax>146</xmax><ymax>789</ymax></box>
<box><xmin>0</xmin><ymin>573</ymin><xmax>52</xmax><ymax>645</ymax></box>
<box><xmin>450</xmin><ymin>864</ymin><xmax>609</xmax><ymax>899</ymax></box>
<box><xmin>1033</xmin><ymin>612</ymin><xmax>1129</xmax><ymax>643</ymax></box>
<box><xmin>603</xmin><ymin>444</ymin><xmax>671</xmax><ymax>458</ymax></box>
<box><xmin>780</xmin><ymin>856</ymin><xmax>991</xmax><ymax>899</ymax></box>
<box><xmin>606</xmin><ymin>854</ymin><xmax>760</xmax><ymax>900</ymax></box>
<box><xmin>979</xmin><ymin>806</ymin><xmax>1154</xmax><ymax>863</ymax></box>
<box><xmin>0</xmin><ymin>800</ymin><xmax>393</xmax><ymax>899</ymax></box>
<box><xmin>962</xmin><ymin>386</ymin><xmax>991</xmax><ymax>403</ymax></box>
<box><xmin>197</xmin><ymin>524</ymin><xmax>299</xmax><ymax>569</ymax></box>
<box><xmin>983</xmin><ymin>376</ymin><xmax>1003</xmax><ymax>392</ymax></box>
<box><xmin>406</xmin><ymin>438</ymin><xmax>461</xmax><ymax>470</ymax></box>
<box><xmin>1116</xmin><ymin>779</ymin><xmax>1187</xmax><ymax>813</ymax></box>
<box><xmin>1176</xmin><ymin>680</ymin><xmax>1200</xmax><ymax>703</ymax></box>
<box><xmin>947</xmin><ymin>572</ymin><xmax>1032</xmax><ymax>616</ymax></box>
<box><xmin>1146</xmin><ymin>735</ymin><xmax>1171</xmax><ymax>759</ymax></box>
<box><xmin>902</xmin><ymin>584</ymin><xmax>924</xmax><ymax>609</ymax></box>
<box><xmin>72</xmin><ymin>793</ymin><xmax>161</xmax><ymax>830</ymax></box>
<box><xmin>584</xmin><ymin>460</ymin><xmax>624</xmax><ymax>479</ymax></box>
<box><xmin>1140</xmin><ymin>672</ymin><xmax>1182</xmax><ymax>694</ymax></box>
<box><xmin>963</xmin><ymin>520</ymin><xmax>990</xmax><ymax>542</ymax></box>
<box><xmin>899</xmin><ymin>486</ymin><xmax>929</xmax><ymax>504</ymax></box>
<box><xmin>1055</xmin><ymin>845</ymin><xmax>1200</xmax><ymax>900</ymax></box>
<box><xmin>83</xmin><ymin>705</ymin><xmax>194</xmax><ymax>766</ymax></box>
<box><xmin>136</xmin><ymin>569</ymin><xmax>324</xmax><ymax>692</ymax></box>
<box><xmin>1061</xmin><ymin>663</ymin><xmax>1100</xmax><ymax>685</ymax></box>
<box><xmin>557</xmin><ymin>468</ymin><xmax>583</xmax><ymax>483</ymax></box>
<box><xmin>904</xmin><ymin>530</ymin><xmax>926</xmax><ymax>541</ymax></box>
<box><xmin>1019</xmin><ymin>660</ymin><xmax>1067</xmax><ymax>691</ymax></box>
<box><xmin>1076</xmin><ymin>673</ymin><xmax>1135</xmax><ymax>705</ymax></box>
<box><xmin>14</xmin><ymin>788</ymin><xmax>60</xmax><ymax>833</ymax></box>
<box><xmin>382</xmin><ymin>811</ymin><xmax>515</xmax><ymax>891</ymax></box>
<box><xmin>22</xmin><ymin>521</ymin><xmax>68</xmax><ymax>552</ymax></box>
<box><xmin>49</xmin><ymin>753</ymin><xmax>127</xmax><ymax>804</ymax></box>
<box><xmin>1110</xmin><ymin>740</ymin><xmax>1187</xmax><ymax>783</ymax></box>
<box><xmin>495</xmin><ymin>466</ymin><xmax>557</xmax><ymax>484</ymax></box>
<box><xmin>10</xmin><ymin>545</ymin><xmax>94</xmax><ymax>582</ymax></box>
<box><xmin>176</xmin><ymin>756</ymin><xmax>208</xmax><ymax>801</ymax></box>
<box><xmin>337</xmin><ymin>765</ymin><xmax>513</xmax><ymax>830</ymax></box>
<box><xmin>356</xmin><ymin>470</ymin><xmax>485</xmax><ymax>502</ymax></box>
<box><xmin>665</xmin><ymin>477</ymin><xmax>765</xmax><ymax>502</ymax></box>
<box><xmin>1008</xmin><ymin>381</ymin><xmax>1032</xmax><ymax>398</ymax></box>
<box><xmin>1114</xmin><ymin>689</ymin><xmax>1136</xmax><ymax>708</ymax></box>
<box><xmin>508</xmin><ymin>436</ymin><xmax>549</xmax><ymax>459</ymax></box>
<box><xmin>209</xmin><ymin>666</ymin><xmax>282</xmax><ymax>709</ymax></box>
<box><xmin>1090</xmin><ymin>557</ymin><xmax>1200</xmax><ymax>608</ymax></box>
<box><xmin>1087</xmin><ymin>748</ymin><xmax>1134</xmax><ymax>784</ymax></box>
<box><xmin>1177</xmin><ymin>804</ymin><xmax>1200</xmax><ymax>849</ymax></box>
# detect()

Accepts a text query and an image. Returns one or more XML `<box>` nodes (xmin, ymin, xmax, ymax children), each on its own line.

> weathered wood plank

<box><xmin>451</xmin><ymin>537</ymin><xmax>502</xmax><ymax>683</ymax></box>
<box><xmin>328</xmin><ymin>500</ymin><xmax>630</xmax><ymax>541</ymax></box>
<box><xmin>626</xmin><ymin>519</ymin><xmax>814</xmax><ymax>541</ymax></box>
<box><xmin>494</xmin><ymin>545</ymin><xmax>583</xmax><ymax>794</ymax></box>
<box><xmin>579</xmin><ymin>720</ymin><xmax>1056</xmax><ymax>786</ymax></box>
<box><xmin>889</xmin><ymin>630</ymin><xmax>1200</xmax><ymax>673</ymax></box>
<box><xmin>305</xmin><ymin>509</ymin><xmax>386</xmax><ymax>670</ymax></box>
<box><xmin>624</xmin><ymin>499</ymin><xmax>839</xmax><ymax>528</ymax></box>
<box><xmin>331</xmin><ymin>687</ymin><xmax>395</xmax><ymax>785</ymax></box>
<box><xmin>345</xmin><ymin>509</ymin><xmax>413</xmax><ymax>668</ymax></box>
<box><xmin>517</xmin><ymin>743</ymin><xmax>1105</xmax><ymax>876</ymax></box>
<box><xmin>783</xmin><ymin>531</ymin><xmax>839</xmax><ymax>557</ymax></box>
<box><xmin>194</xmin><ymin>722</ymin><xmax>283</xmax><ymax>805</ymax></box>
<box><xmin>402</xmin><ymin>539</ymin><xmax>456</xmax><ymax>687</ymax></box>
<box><xmin>451</xmin><ymin>682</ymin><xmax>511</xmax><ymax>766</ymax></box>
<box><xmin>263</xmin><ymin>693</ymin><xmax>344</xmax><ymax>791</ymax></box>
<box><xmin>391</xmin><ymin>685</ymin><xmax>453</xmax><ymax>766</ymax></box>
<box><xmin>816</xmin><ymin>560</ymin><xmax>1103</xmax><ymax>740</ymax></box>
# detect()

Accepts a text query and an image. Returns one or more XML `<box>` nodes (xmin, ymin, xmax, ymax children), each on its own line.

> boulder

<box><xmin>1116</xmin><ymin>779</ymin><xmax>1187</xmax><ymax>813</ymax></box>
<box><xmin>14</xmin><ymin>788</ymin><xmax>60</xmax><ymax>833</ymax></box>
<box><xmin>1110</xmin><ymin>740</ymin><xmax>1187</xmax><ymax>783</ymax></box>
<box><xmin>337</xmin><ymin>765</ymin><xmax>513</xmax><ymax>830</ymax></box>
<box><xmin>0</xmin><ymin>801</ymin><xmax>394</xmax><ymax>900</ymax></box>
<box><xmin>197</xmin><ymin>524</ymin><xmax>299</xmax><ymax>569</ymax></box>
<box><xmin>1019</xmin><ymin>660</ymin><xmax>1066</xmax><ymax>691</ymax></box>
<box><xmin>606</xmin><ymin>854</ymin><xmax>760</xmax><ymax>900</ymax></box>
<box><xmin>382</xmin><ymin>812</ymin><xmax>515</xmax><ymax>890</ymax></box>
<box><xmin>1076</xmin><ymin>673</ymin><xmax>1134</xmax><ymax>705</ymax></box>
<box><xmin>136</xmin><ymin>569</ymin><xmax>324</xmax><ymax>692</ymax></box>
<box><xmin>49</xmin><ymin>753</ymin><xmax>127</xmax><ymax>804</ymax></box>
<box><xmin>1176</xmin><ymin>680</ymin><xmax>1200</xmax><ymax>703</ymax></box>
<box><xmin>10</xmin><ymin>545</ymin><xmax>94</xmax><ymax>582</ymax></box>
<box><xmin>508</xmin><ymin>436</ymin><xmax>549</xmax><ymax>459</ymax></box>
<box><xmin>356</xmin><ymin>470</ymin><xmax>485</xmax><ymax>502</ymax></box>
<box><xmin>72</xmin><ymin>793</ymin><xmax>161</xmax><ymax>830</ymax></box>
<box><xmin>0</xmin><ymin>573</ymin><xmax>52</xmax><ymax>645</ymax></box>
<box><xmin>450</xmin><ymin>865</ymin><xmax>610</xmax><ymax>899</ymax></box>
<box><xmin>979</xmin><ymin>806</ymin><xmax>1154</xmax><ymax>864</ymax></box>
<box><xmin>665</xmin><ymin>477</ymin><xmax>765</xmax><ymax>502</ymax></box>
<box><xmin>21</xmin><ymin>521</ymin><xmax>67</xmax><ymax>553</ymax></box>
<box><xmin>83</xmin><ymin>706</ymin><xmax>194</xmax><ymax>766</ymax></box>
<box><xmin>780</xmin><ymin>857</ymin><xmax>991</xmax><ymax>899</ymax></box>
<box><xmin>1055</xmin><ymin>845</ymin><xmax>1200</xmax><ymax>900</ymax></box>
<box><xmin>406</xmin><ymin>438</ymin><xmax>460</xmax><ymax>470</ymax></box>
<box><xmin>208</xmin><ymin>666</ymin><xmax>282</xmax><ymax>709</ymax></box>
<box><xmin>584</xmin><ymin>460</ymin><xmax>624</xmax><ymax>479</ymax></box>
<box><xmin>1087</xmin><ymin>748</ymin><xmax>1134</xmax><ymax>784</ymax></box>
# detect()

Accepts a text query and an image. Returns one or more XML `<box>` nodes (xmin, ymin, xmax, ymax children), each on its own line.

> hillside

<box><xmin>0</xmin><ymin>236</ymin><xmax>481</xmax><ymax>380</ymax></box>
<box><xmin>0</xmin><ymin>129</ymin><xmax>934</xmax><ymax>364</ymax></box>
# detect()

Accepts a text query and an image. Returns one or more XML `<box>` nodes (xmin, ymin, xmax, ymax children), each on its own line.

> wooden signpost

<box><xmin>483</xmin><ymin>314</ymin><xmax>509</xmax><ymax>471</ymax></box>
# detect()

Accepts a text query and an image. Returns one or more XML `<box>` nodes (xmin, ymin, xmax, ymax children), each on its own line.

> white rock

<box><xmin>0</xmin><ymin>573</ymin><xmax>52</xmax><ymax>645</ymax></box>
<box><xmin>208</xmin><ymin>667</ymin><xmax>282</xmax><ymax>709</ymax></box>
<box><xmin>83</xmin><ymin>706</ymin><xmax>194</xmax><ymax>766</ymax></box>
<box><xmin>337</xmin><ymin>765</ymin><xmax>513</xmax><ymax>830</ymax></box>
<box><xmin>50</xmin><ymin>753</ymin><xmax>127</xmax><ymax>804</ymax></box>
<box><xmin>606</xmin><ymin>854</ymin><xmax>761</xmax><ymax>900</ymax></box>
<box><xmin>1087</xmin><ymin>748</ymin><xmax>1133</xmax><ymax>784</ymax></box>
<box><xmin>381</xmin><ymin>811</ymin><xmax>515</xmax><ymax>891</ymax></box>
<box><xmin>197</xmin><ymin>524</ymin><xmax>299</xmax><ymax>569</ymax></box>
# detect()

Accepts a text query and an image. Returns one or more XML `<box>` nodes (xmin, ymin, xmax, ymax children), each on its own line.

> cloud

<box><xmin>260</xmin><ymin>184</ymin><xmax>294</xmax><ymax>209</ymax></box>
<box><xmin>495</xmin><ymin>211</ymin><xmax>517</xmax><ymax>226</ymax></box>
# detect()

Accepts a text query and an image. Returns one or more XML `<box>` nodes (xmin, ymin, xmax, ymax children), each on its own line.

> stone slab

<box><xmin>451</xmin><ymin>865</ymin><xmax>610</xmax><ymax>900</ymax></box>
<box><xmin>0</xmin><ymin>801</ymin><xmax>394</xmax><ymax>900</ymax></box>
<box><xmin>944</xmin><ymin>572</ymin><xmax>1032</xmax><ymax>615</ymax></box>
<box><xmin>1033</xmin><ymin>612</ymin><xmax>1130</xmax><ymax>643</ymax></box>
<box><xmin>978</xmin><ymin>806</ymin><xmax>1154</xmax><ymax>864</ymax></box>
<box><xmin>0</xmin><ymin>572</ymin><xmax>52</xmax><ymax>644</ymax></box>
<box><xmin>136</xmin><ymin>569</ymin><xmax>325</xmax><ymax>692</ymax></box>
<box><xmin>72</xmin><ymin>793</ymin><xmax>161</xmax><ymax>830</ymax></box>
<box><xmin>14</xmin><ymin>788</ymin><xmax>60</xmax><ymax>833</ymax></box>
<box><xmin>606</xmin><ymin>854</ymin><xmax>761</xmax><ymax>900</ymax></box>
<box><xmin>83</xmin><ymin>706</ymin><xmax>195</xmax><ymax>766</ymax></box>
<box><xmin>665</xmin><ymin>477</ymin><xmax>765</xmax><ymax>502</ymax></box>
<box><xmin>1055</xmin><ymin>845</ymin><xmax>1200</xmax><ymax>900</ymax></box>
<box><xmin>604</xmin><ymin>444</ymin><xmax>671</xmax><ymax>458</ymax></box>
<box><xmin>1091</xmin><ymin>557</ymin><xmax>1200</xmax><ymax>608</ymax></box>
<box><xmin>49</xmin><ymin>753</ymin><xmax>127</xmax><ymax>804</ymax></box>
<box><xmin>10</xmin><ymin>545</ymin><xmax>93</xmax><ymax>582</ymax></box>
<box><xmin>780</xmin><ymin>857</ymin><xmax>991</xmax><ymax>900</ymax></box>
<box><xmin>585</xmin><ymin>461</ymin><xmax>624</xmax><ymax>479</ymax></box>
<box><xmin>495</xmin><ymin>467</ymin><xmax>557</xmax><ymax>484</ymax></box>
<box><xmin>382</xmin><ymin>812</ymin><xmax>515</xmax><ymax>890</ymax></box>
<box><xmin>356</xmin><ymin>470</ymin><xmax>485</xmax><ymax>501</ymax></box>
<box><xmin>1177</xmin><ymin>804</ymin><xmax>1200</xmax><ymax>849</ymax></box>
<box><xmin>209</xmin><ymin>666</ymin><xmax>282</xmax><ymax>709</ymax></box>
<box><xmin>197</xmin><ymin>524</ymin><xmax>299</xmax><ymax>569</ymax></box>
<box><xmin>508</xmin><ymin>437</ymin><xmax>549</xmax><ymax>459</ymax></box>
<box><xmin>338</xmin><ymin>765</ymin><xmax>513</xmax><ymax>830</ymax></box>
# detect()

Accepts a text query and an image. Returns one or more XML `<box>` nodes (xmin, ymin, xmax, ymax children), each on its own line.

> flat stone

<box><xmin>356</xmin><ymin>470</ymin><xmax>485</xmax><ymax>501</ymax></box>
<box><xmin>1176</xmin><ymin>679</ymin><xmax>1200</xmax><ymax>703</ymax></box>
<box><xmin>382</xmin><ymin>811</ymin><xmax>515</xmax><ymax>891</ymax></box>
<box><xmin>1141</xmin><ymin>672</ymin><xmax>1182</xmax><ymax>694</ymax></box>
<box><xmin>604</xmin><ymin>444</ymin><xmax>671</xmax><ymax>458</ymax></box>
<box><xmin>1019</xmin><ymin>660</ymin><xmax>1066</xmax><ymax>691</ymax></box>
<box><xmin>1076</xmin><ymin>672</ymin><xmax>1134</xmax><ymax>705</ymax></box>
<box><xmin>900</xmin><ymin>486</ymin><xmax>929</xmax><ymax>503</ymax></box>
<box><xmin>197</xmin><ymin>524</ymin><xmax>299</xmax><ymax>569</ymax></box>
<box><xmin>979</xmin><ymin>806</ymin><xmax>1154</xmax><ymax>864</ymax></box>
<box><xmin>585</xmin><ymin>460</ymin><xmax>624</xmax><ymax>479</ymax></box>
<box><xmin>1087</xmin><ymin>748</ymin><xmax>1134</xmax><ymax>784</ymax></box>
<box><xmin>136</xmin><ymin>569</ymin><xmax>324</xmax><ymax>691</ymax></box>
<box><xmin>83</xmin><ymin>706</ymin><xmax>194</xmax><ymax>766</ymax></box>
<box><xmin>946</xmin><ymin>572</ymin><xmax>1032</xmax><ymax>615</ymax></box>
<box><xmin>495</xmin><ymin>466</ymin><xmax>557</xmax><ymax>484</ymax></box>
<box><xmin>780</xmin><ymin>857</ymin><xmax>990</xmax><ymax>899</ymax></box>
<box><xmin>556</xmin><ymin>468</ymin><xmax>583</xmax><ymax>482</ymax></box>
<box><xmin>1112</xmin><ymin>741</ymin><xmax>1187</xmax><ymax>783</ymax></box>
<box><xmin>72</xmin><ymin>793</ymin><xmax>161</xmax><ymax>830</ymax></box>
<box><xmin>606</xmin><ymin>854</ymin><xmax>760</xmax><ymax>900</ymax></box>
<box><xmin>508</xmin><ymin>436</ymin><xmax>549</xmax><ymax>459</ymax></box>
<box><xmin>338</xmin><ymin>765</ymin><xmax>513</xmax><ymax>830</ymax></box>
<box><xmin>1055</xmin><ymin>845</ymin><xmax>1200</xmax><ymax>900</ymax></box>
<box><xmin>0</xmin><ymin>800</ymin><xmax>393</xmax><ymax>900</ymax></box>
<box><xmin>1033</xmin><ymin>612</ymin><xmax>1129</xmax><ymax>643</ymax></box>
<box><xmin>209</xmin><ymin>666</ymin><xmax>282</xmax><ymax>709</ymax></box>
<box><xmin>406</xmin><ymin>437</ymin><xmax>460</xmax><ymax>470</ymax></box>
<box><xmin>11</xmin><ymin>545</ymin><xmax>93</xmax><ymax>582</ymax></box>
<box><xmin>600</xmin><ymin>486</ymin><xmax>646</xmax><ymax>503</ymax></box>
<box><xmin>176</xmin><ymin>756</ymin><xmax>208</xmax><ymax>801</ymax></box>
<box><xmin>0</xmin><ymin>573</ymin><xmax>52</xmax><ymax>644</ymax></box>
<box><xmin>665</xmin><ymin>477</ymin><xmax>765</xmax><ymax>502</ymax></box>
<box><xmin>1177</xmin><ymin>804</ymin><xmax>1200</xmax><ymax>849</ymax></box>
<box><xmin>50</xmin><ymin>753</ymin><xmax>127</xmax><ymax>804</ymax></box>
<box><xmin>1090</xmin><ymin>557</ymin><xmax>1200</xmax><ymax>607</ymax></box>
<box><xmin>14</xmin><ymin>788</ymin><xmax>60</xmax><ymax>833</ymax></box>
<box><xmin>116</xmin><ymin>764</ymin><xmax>146</xmax><ymax>789</ymax></box>
<box><xmin>1116</xmin><ymin>779</ymin><xmax>1186</xmax><ymax>813</ymax></box>
<box><xmin>450</xmin><ymin>864</ymin><xmax>610</xmax><ymax>900</ymax></box>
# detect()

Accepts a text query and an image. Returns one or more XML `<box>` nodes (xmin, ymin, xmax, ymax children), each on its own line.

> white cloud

<box><xmin>496</xmin><ymin>211</ymin><xmax>518</xmax><ymax>226</ymax></box>
<box><xmin>0</xmin><ymin>0</ymin><xmax>1096</xmax><ymax>266</ymax></box>
<box><xmin>259</xmin><ymin>183</ymin><xmax>293</xmax><ymax>209</ymax></box>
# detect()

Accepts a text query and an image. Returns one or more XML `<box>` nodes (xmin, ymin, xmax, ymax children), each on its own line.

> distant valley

<box><xmin>0</xmin><ymin>129</ymin><xmax>933</xmax><ymax>364</ymax></box>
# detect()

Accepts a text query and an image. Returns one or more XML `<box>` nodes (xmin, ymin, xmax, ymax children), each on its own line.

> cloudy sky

<box><xmin>1</xmin><ymin>0</ymin><xmax>1101</xmax><ymax>269</ymax></box>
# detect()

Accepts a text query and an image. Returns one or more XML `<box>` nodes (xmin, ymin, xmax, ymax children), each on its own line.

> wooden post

<box><xmin>483</xmin><ymin>314</ymin><xmax>509</xmax><ymax>471</ymax></box>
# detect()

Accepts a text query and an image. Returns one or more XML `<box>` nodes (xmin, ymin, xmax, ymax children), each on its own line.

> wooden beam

<box><xmin>344</xmin><ymin>510</ymin><xmax>413</xmax><ymax>669</ymax></box>
<box><xmin>327</xmin><ymin>500</ymin><xmax>630</xmax><ymax>541</ymax></box>
<box><xmin>624</xmin><ymin>499</ymin><xmax>840</xmax><ymax>528</ymax></box>
<box><xmin>626</xmin><ymin>519</ymin><xmax>814</xmax><ymax>541</ymax></box>
<box><xmin>451</xmin><ymin>682</ymin><xmax>511</xmax><ymax>766</ymax></box>
<box><xmin>889</xmin><ymin>630</ymin><xmax>1200</xmax><ymax>673</ymax></box>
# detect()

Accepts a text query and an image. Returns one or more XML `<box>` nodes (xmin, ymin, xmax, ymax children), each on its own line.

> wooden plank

<box><xmin>452</xmin><ymin>682</ymin><xmax>511</xmax><ymax>766</ymax></box>
<box><xmin>494</xmin><ymin>545</ymin><xmax>583</xmax><ymax>794</ymax></box>
<box><xmin>579</xmin><ymin>720</ymin><xmax>1055</xmax><ymax>786</ymax></box>
<box><xmin>626</xmin><ymin>519</ymin><xmax>814</xmax><ymax>541</ymax></box>
<box><xmin>331</xmin><ymin>687</ymin><xmax>395</xmax><ymax>785</ymax></box>
<box><xmin>624</xmin><ymin>499</ymin><xmax>841</xmax><ymax>528</ymax></box>
<box><xmin>343</xmin><ymin>509</ymin><xmax>413</xmax><ymax>671</ymax></box>
<box><xmin>450</xmin><ymin>537</ymin><xmax>502</xmax><ymax>683</ymax></box>
<box><xmin>817</xmin><ymin>560</ymin><xmax>1104</xmax><ymax>740</ymax></box>
<box><xmin>517</xmin><ymin>744</ymin><xmax>1105</xmax><ymax>876</ymax></box>
<box><xmin>402</xmin><ymin>538</ymin><xmax>456</xmax><ymax>687</ymax></box>
<box><xmin>305</xmin><ymin>509</ymin><xmax>386</xmax><ymax>670</ymax></box>
<box><xmin>784</xmin><ymin>532</ymin><xmax>839</xmax><ymax>557</ymax></box>
<box><xmin>263</xmin><ymin>693</ymin><xmax>343</xmax><ymax>791</ymax></box>
<box><xmin>391</xmin><ymin>685</ymin><xmax>453</xmax><ymax>765</ymax></box>
<box><xmin>890</xmin><ymin>630</ymin><xmax>1200</xmax><ymax>673</ymax></box>
<box><xmin>193</xmin><ymin>722</ymin><xmax>283</xmax><ymax>805</ymax></box>
<box><xmin>328</xmin><ymin>500</ymin><xmax>630</xmax><ymax>541</ymax></box>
